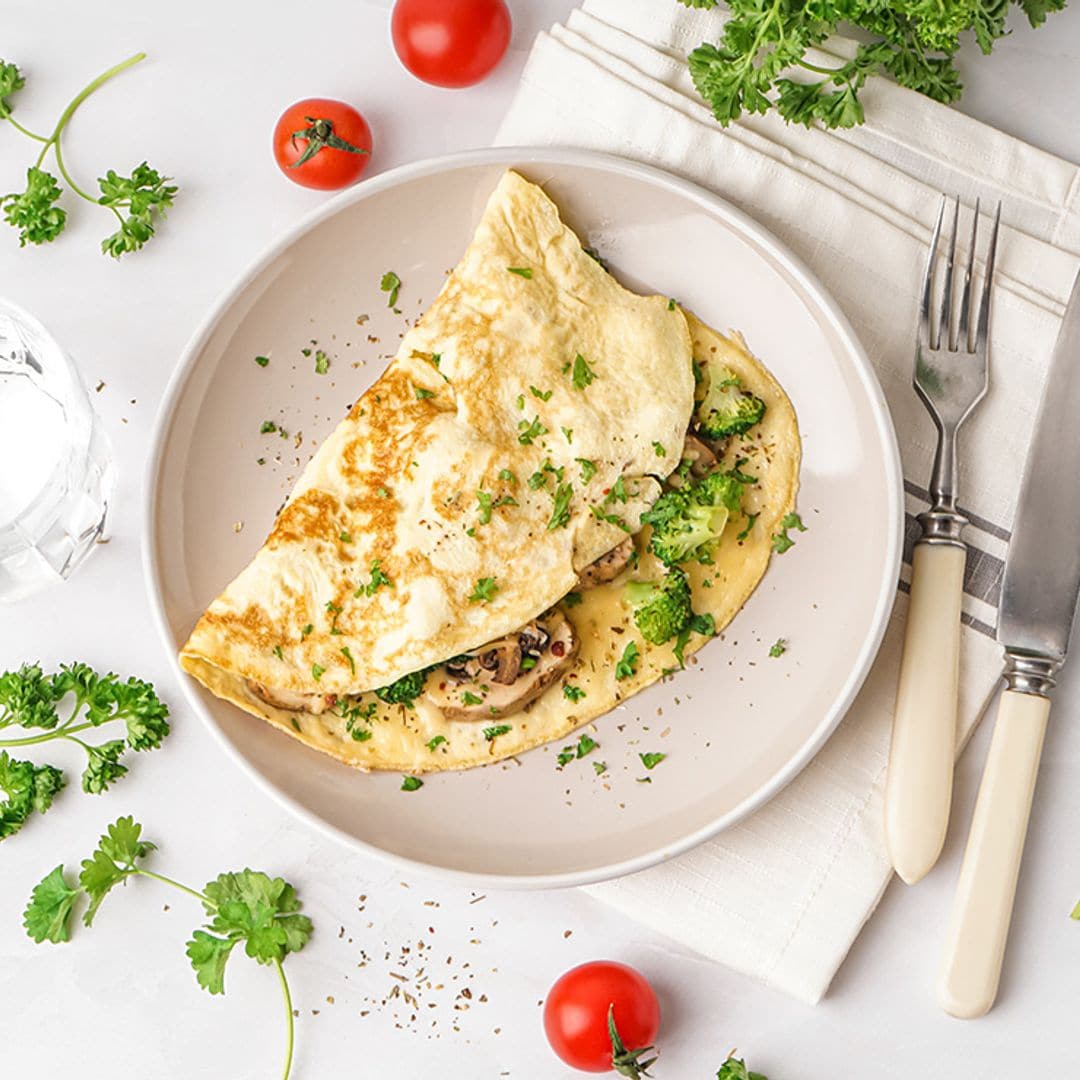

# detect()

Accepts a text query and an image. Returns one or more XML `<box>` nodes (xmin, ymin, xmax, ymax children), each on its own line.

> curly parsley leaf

<box><xmin>0</xmin><ymin>751</ymin><xmax>64</xmax><ymax>841</ymax></box>
<box><xmin>381</xmin><ymin>270</ymin><xmax>401</xmax><ymax>307</ymax></box>
<box><xmin>78</xmin><ymin>815</ymin><xmax>155</xmax><ymax>925</ymax></box>
<box><xmin>1</xmin><ymin>167</ymin><xmax>67</xmax><ymax>246</ymax></box>
<box><xmin>716</xmin><ymin>1053</ymin><xmax>769</xmax><ymax>1080</ymax></box>
<box><xmin>97</xmin><ymin>162</ymin><xmax>177</xmax><ymax>258</ymax></box>
<box><xmin>0</xmin><ymin>59</ymin><xmax>25</xmax><ymax>116</ymax></box>
<box><xmin>469</xmin><ymin>577</ymin><xmax>499</xmax><ymax>603</ymax></box>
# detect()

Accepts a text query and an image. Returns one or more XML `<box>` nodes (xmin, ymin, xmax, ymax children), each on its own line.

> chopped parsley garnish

<box><xmin>325</xmin><ymin>600</ymin><xmax>343</xmax><ymax>635</ymax></box>
<box><xmin>516</xmin><ymin>393</ymin><xmax>525</xmax><ymax>410</ymax></box>
<box><xmin>520</xmin><ymin>656</ymin><xmax>537</xmax><ymax>671</ymax></box>
<box><xmin>561</xmin><ymin>426</ymin><xmax>573</xmax><ymax>444</ymax></box>
<box><xmin>380</xmin><ymin>270</ymin><xmax>401</xmax><ymax>307</ymax></box>
<box><xmin>415</xmin><ymin>386</ymin><xmax>435</xmax><ymax>400</ymax></box>
<box><xmin>260</xmin><ymin>420</ymin><xmax>277</xmax><ymax>434</ymax></box>
<box><xmin>530</xmin><ymin>385</ymin><xmax>552</xmax><ymax>401</ymax></box>
<box><xmin>672</xmin><ymin>612</ymin><xmax>716</xmax><ymax>669</ymax></box>
<box><xmin>349</xmin><ymin>728</ymin><xmax>372</xmax><ymax>742</ymax></box>
<box><xmin>576</xmin><ymin>458</ymin><xmax>597</xmax><ymax>483</ymax></box>
<box><xmin>254</xmin><ymin>355</ymin><xmax>269</xmax><ymax>368</ymax></box>
<box><xmin>571</xmin><ymin>353</ymin><xmax>596</xmax><ymax>389</ymax></box>
<box><xmin>563</xmin><ymin>591</ymin><xmax>583</xmax><ymax>607</ymax></box>
<box><xmin>498</xmin><ymin>468</ymin><xmax>517</xmax><ymax>485</ymax></box>
<box><xmin>605</xmin><ymin>476</ymin><xmax>628</xmax><ymax>505</ymax></box>
<box><xmin>589</xmin><ymin>505</ymin><xmax>631</xmax><ymax>532</ymax></box>
<box><xmin>556</xmin><ymin>747</ymin><xmax>576</xmax><ymax>767</ymax></box>
<box><xmin>615</xmin><ymin>641</ymin><xmax>640</xmax><ymax>680</ymax></box>
<box><xmin>640</xmin><ymin>751</ymin><xmax>666</xmax><ymax>770</ymax></box>
<box><xmin>593</xmin><ymin>761</ymin><xmax>607</xmax><ymax>775</ymax></box>
<box><xmin>668</xmin><ymin>298</ymin><xmax>677</xmax><ymax>311</ymax></box>
<box><xmin>517</xmin><ymin>416</ymin><xmax>548</xmax><ymax>445</ymax></box>
<box><xmin>341</xmin><ymin>646</ymin><xmax>356</xmax><ymax>674</ymax></box>
<box><xmin>507</xmin><ymin>267</ymin><xmax>532</xmax><ymax>279</ymax></box>
<box><xmin>461</xmin><ymin>691</ymin><xmax>484</xmax><ymax>706</ymax></box>
<box><xmin>547</xmin><ymin>483</ymin><xmax>573</xmax><ymax>530</ymax></box>
<box><xmin>575</xmin><ymin>733</ymin><xmax>598</xmax><ymax>758</ymax></box>
<box><xmin>314</xmin><ymin>350</ymin><xmax>330</xmax><ymax>375</ymax></box>
<box><xmin>476</xmin><ymin>490</ymin><xmax>493</xmax><ymax>525</ymax></box>
<box><xmin>562</xmin><ymin>683</ymin><xmax>586</xmax><ymax>703</ymax></box>
<box><xmin>737</xmin><ymin>512</ymin><xmax>760</xmax><ymax>541</ymax></box>
<box><xmin>528</xmin><ymin>470</ymin><xmax>548</xmax><ymax>490</ymax></box>
<box><xmin>492</xmin><ymin>495</ymin><xmax>518</xmax><ymax>510</ymax></box>
<box><xmin>483</xmin><ymin>724</ymin><xmax>511</xmax><ymax>741</ymax></box>
<box><xmin>691</xmin><ymin>359</ymin><xmax>704</xmax><ymax>385</ymax></box>
<box><xmin>272</xmin><ymin>645</ymin><xmax>284</xmax><ymax>661</ymax></box>
<box><xmin>583</xmin><ymin>247</ymin><xmax>607</xmax><ymax>268</ymax></box>
<box><xmin>769</xmin><ymin>638</ymin><xmax>787</xmax><ymax>658</ymax></box>
<box><xmin>652</xmin><ymin>441</ymin><xmax>666</xmax><ymax>457</ymax></box>
<box><xmin>469</xmin><ymin>577</ymin><xmax>499</xmax><ymax>604</ymax></box>
<box><xmin>357</xmin><ymin>559</ymin><xmax>392</xmax><ymax>597</ymax></box>
<box><xmin>426</xmin><ymin>735</ymin><xmax>447</xmax><ymax>751</ymax></box>
<box><xmin>400</xmin><ymin>776</ymin><xmax>423</xmax><ymax>792</ymax></box>
<box><xmin>311</xmin><ymin>664</ymin><xmax>325</xmax><ymax>681</ymax></box>
<box><xmin>772</xmin><ymin>512</ymin><xmax>808</xmax><ymax>554</ymax></box>
<box><xmin>301</xmin><ymin>623</ymin><xmax>313</xmax><ymax>638</ymax></box>
<box><xmin>376</xmin><ymin>486</ymin><xmax>390</xmax><ymax>499</ymax></box>
<box><xmin>339</xmin><ymin>531</ymin><xmax>353</xmax><ymax>543</ymax></box>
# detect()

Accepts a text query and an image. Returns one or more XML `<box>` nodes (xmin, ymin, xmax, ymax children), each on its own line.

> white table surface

<box><xmin>3</xmin><ymin>1</ymin><xmax>1080</xmax><ymax>1076</ymax></box>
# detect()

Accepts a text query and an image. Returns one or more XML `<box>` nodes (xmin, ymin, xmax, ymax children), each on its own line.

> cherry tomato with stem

<box><xmin>544</xmin><ymin>961</ymin><xmax>661</xmax><ymax>1075</ymax></box>
<box><xmin>391</xmin><ymin>0</ymin><xmax>512</xmax><ymax>89</ymax></box>
<box><xmin>272</xmin><ymin>98</ymin><xmax>372</xmax><ymax>191</ymax></box>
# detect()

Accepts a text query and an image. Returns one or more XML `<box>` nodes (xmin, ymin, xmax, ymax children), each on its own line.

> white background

<box><xmin>2</xmin><ymin>1</ymin><xmax>1080</xmax><ymax>1076</ymax></box>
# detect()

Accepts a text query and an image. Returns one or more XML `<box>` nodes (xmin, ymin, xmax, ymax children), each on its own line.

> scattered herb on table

<box><xmin>254</xmin><ymin>355</ymin><xmax>270</xmax><ymax>368</ymax></box>
<box><xmin>381</xmin><ymin>270</ymin><xmax>401</xmax><ymax>307</ymax></box>
<box><xmin>0</xmin><ymin>664</ymin><xmax>169</xmax><ymax>839</ymax></box>
<box><xmin>640</xmin><ymin>751</ymin><xmax>667</xmax><ymax>770</ymax></box>
<box><xmin>313</xmin><ymin>349</ymin><xmax>330</xmax><ymax>375</ymax></box>
<box><xmin>716</xmin><ymin>1053</ymin><xmax>769</xmax><ymax>1080</ymax></box>
<box><xmin>401</xmin><ymin>775</ymin><xmax>423</xmax><ymax>791</ymax></box>
<box><xmin>769</xmin><ymin>638</ymin><xmax>787</xmax><ymax>658</ymax></box>
<box><xmin>23</xmin><ymin>816</ymin><xmax>311</xmax><ymax>1079</ymax></box>
<box><xmin>772</xmin><ymin>511</ymin><xmax>808</xmax><ymax>554</ymax></box>
<box><xmin>677</xmin><ymin>0</ymin><xmax>1064</xmax><ymax>130</ymax></box>
<box><xmin>0</xmin><ymin>54</ymin><xmax>177</xmax><ymax>256</ymax></box>
<box><xmin>593</xmin><ymin>761</ymin><xmax>607</xmax><ymax>775</ymax></box>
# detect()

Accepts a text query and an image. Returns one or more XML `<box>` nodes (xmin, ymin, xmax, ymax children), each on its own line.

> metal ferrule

<box><xmin>1003</xmin><ymin>651</ymin><xmax>1060</xmax><ymax>697</ymax></box>
<box><xmin>916</xmin><ymin>507</ymin><xmax>968</xmax><ymax>547</ymax></box>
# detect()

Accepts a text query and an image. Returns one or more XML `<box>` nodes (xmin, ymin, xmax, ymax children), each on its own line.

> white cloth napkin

<box><xmin>495</xmin><ymin>0</ymin><xmax>1080</xmax><ymax>1004</ymax></box>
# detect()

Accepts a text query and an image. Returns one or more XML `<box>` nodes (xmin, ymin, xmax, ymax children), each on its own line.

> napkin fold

<box><xmin>495</xmin><ymin>0</ymin><xmax>1080</xmax><ymax>1004</ymax></box>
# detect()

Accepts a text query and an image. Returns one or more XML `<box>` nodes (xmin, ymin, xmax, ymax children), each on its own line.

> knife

<box><xmin>938</xmin><ymin>266</ymin><xmax>1080</xmax><ymax>1019</ymax></box>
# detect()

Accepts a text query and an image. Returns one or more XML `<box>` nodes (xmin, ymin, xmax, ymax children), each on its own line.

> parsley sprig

<box><xmin>23</xmin><ymin>816</ymin><xmax>311</xmax><ymax>1080</ymax></box>
<box><xmin>677</xmin><ymin>0</ymin><xmax>1062</xmax><ymax>130</ymax></box>
<box><xmin>0</xmin><ymin>54</ymin><xmax>177</xmax><ymax>256</ymax></box>
<box><xmin>0</xmin><ymin>663</ymin><xmax>169</xmax><ymax>839</ymax></box>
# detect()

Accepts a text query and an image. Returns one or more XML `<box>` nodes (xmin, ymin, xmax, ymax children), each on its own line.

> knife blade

<box><xmin>998</xmin><ymin>267</ymin><xmax>1080</xmax><ymax>664</ymax></box>
<box><xmin>939</xmin><ymin>266</ymin><xmax>1080</xmax><ymax>1019</ymax></box>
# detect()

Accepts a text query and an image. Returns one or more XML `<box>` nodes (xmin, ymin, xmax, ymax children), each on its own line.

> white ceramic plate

<box><xmin>145</xmin><ymin>148</ymin><xmax>902</xmax><ymax>888</ymax></box>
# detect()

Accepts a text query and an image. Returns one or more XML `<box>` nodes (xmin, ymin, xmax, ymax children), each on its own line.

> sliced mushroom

<box><xmin>681</xmin><ymin>433</ymin><xmax>718</xmax><ymax>476</ymax></box>
<box><xmin>246</xmin><ymin>679</ymin><xmax>334</xmax><ymax>715</ymax></box>
<box><xmin>423</xmin><ymin>614</ymin><xmax>579</xmax><ymax>721</ymax></box>
<box><xmin>577</xmin><ymin>536</ymin><xmax>634</xmax><ymax>589</ymax></box>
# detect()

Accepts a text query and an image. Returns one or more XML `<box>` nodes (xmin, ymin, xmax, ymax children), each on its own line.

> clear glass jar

<box><xmin>0</xmin><ymin>298</ymin><xmax>115</xmax><ymax>602</ymax></box>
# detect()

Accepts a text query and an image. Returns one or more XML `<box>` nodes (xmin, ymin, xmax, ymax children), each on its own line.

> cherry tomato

<box><xmin>272</xmin><ymin>98</ymin><xmax>372</xmax><ymax>191</ymax></box>
<box><xmin>543</xmin><ymin>961</ymin><xmax>661</xmax><ymax>1074</ymax></box>
<box><xmin>391</xmin><ymin>0</ymin><xmax>512</xmax><ymax>89</ymax></box>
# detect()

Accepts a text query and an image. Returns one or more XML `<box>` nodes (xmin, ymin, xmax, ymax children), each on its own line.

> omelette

<box><xmin>180</xmin><ymin>170</ymin><xmax>800</xmax><ymax>773</ymax></box>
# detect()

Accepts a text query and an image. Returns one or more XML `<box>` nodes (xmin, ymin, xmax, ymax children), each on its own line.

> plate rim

<box><xmin>143</xmin><ymin>145</ymin><xmax>903</xmax><ymax>890</ymax></box>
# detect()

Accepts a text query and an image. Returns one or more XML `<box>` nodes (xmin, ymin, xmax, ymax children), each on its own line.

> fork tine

<box><xmin>957</xmin><ymin>197</ymin><xmax>980</xmax><ymax>352</ymax></box>
<box><xmin>937</xmin><ymin>196</ymin><xmax>960</xmax><ymax>350</ymax></box>
<box><xmin>975</xmin><ymin>201</ymin><xmax>1002</xmax><ymax>352</ymax></box>
<box><xmin>921</xmin><ymin>196</ymin><xmax>946</xmax><ymax>348</ymax></box>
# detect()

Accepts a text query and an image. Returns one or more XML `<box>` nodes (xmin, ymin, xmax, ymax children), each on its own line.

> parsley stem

<box><xmin>53</xmin><ymin>138</ymin><xmax>97</xmax><ymax>203</ymax></box>
<box><xmin>0</xmin><ymin>719</ymin><xmax>97</xmax><ymax>746</ymax></box>
<box><xmin>275</xmin><ymin>958</ymin><xmax>295</xmax><ymax>1080</ymax></box>
<box><xmin>134</xmin><ymin>868</ymin><xmax>211</xmax><ymax>907</ymax></box>
<box><xmin>48</xmin><ymin>52</ymin><xmax>146</xmax><ymax>146</ymax></box>
<box><xmin>5</xmin><ymin>113</ymin><xmax>48</xmax><ymax>142</ymax></box>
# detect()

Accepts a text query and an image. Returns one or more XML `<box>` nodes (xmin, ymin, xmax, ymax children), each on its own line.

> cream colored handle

<box><xmin>885</xmin><ymin>542</ymin><xmax>966</xmax><ymax>884</ymax></box>
<box><xmin>938</xmin><ymin>689</ymin><xmax>1051</xmax><ymax>1019</ymax></box>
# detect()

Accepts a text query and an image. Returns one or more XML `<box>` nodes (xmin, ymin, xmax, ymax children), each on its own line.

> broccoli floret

<box><xmin>374</xmin><ymin>668</ymin><xmax>430</xmax><ymax>707</ymax></box>
<box><xmin>696</xmin><ymin>362</ymin><xmax>765</xmax><ymax>439</ymax></box>
<box><xmin>642</xmin><ymin>467</ymin><xmax>749</xmax><ymax>565</ymax></box>
<box><xmin>624</xmin><ymin>567</ymin><xmax>693</xmax><ymax>645</ymax></box>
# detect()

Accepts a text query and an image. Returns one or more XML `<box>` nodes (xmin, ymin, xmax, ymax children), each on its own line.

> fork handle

<box><xmin>885</xmin><ymin>541</ymin><xmax>965</xmax><ymax>885</ymax></box>
<box><xmin>938</xmin><ymin>689</ymin><xmax>1050</xmax><ymax>1018</ymax></box>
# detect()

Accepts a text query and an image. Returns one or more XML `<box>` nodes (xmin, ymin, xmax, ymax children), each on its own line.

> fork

<box><xmin>885</xmin><ymin>196</ymin><xmax>1001</xmax><ymax>886</ymax></box>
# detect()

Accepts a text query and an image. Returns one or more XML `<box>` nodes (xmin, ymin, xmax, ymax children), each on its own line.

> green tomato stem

<box><xmin>134</xmin><ymin>868</ymin><xmax>211</xmax><ymax>907</ymax></box>
<box><xmin>275</xmin><ymin>958</ymin><xmax>295</xmax><ymax>1080</ymax></box>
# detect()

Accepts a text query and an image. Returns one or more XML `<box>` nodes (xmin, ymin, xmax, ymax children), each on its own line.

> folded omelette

<box><xmin>180</xmin><ymin>170</ymin><xmax>800</xmax><ymax>773</ymax></box>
